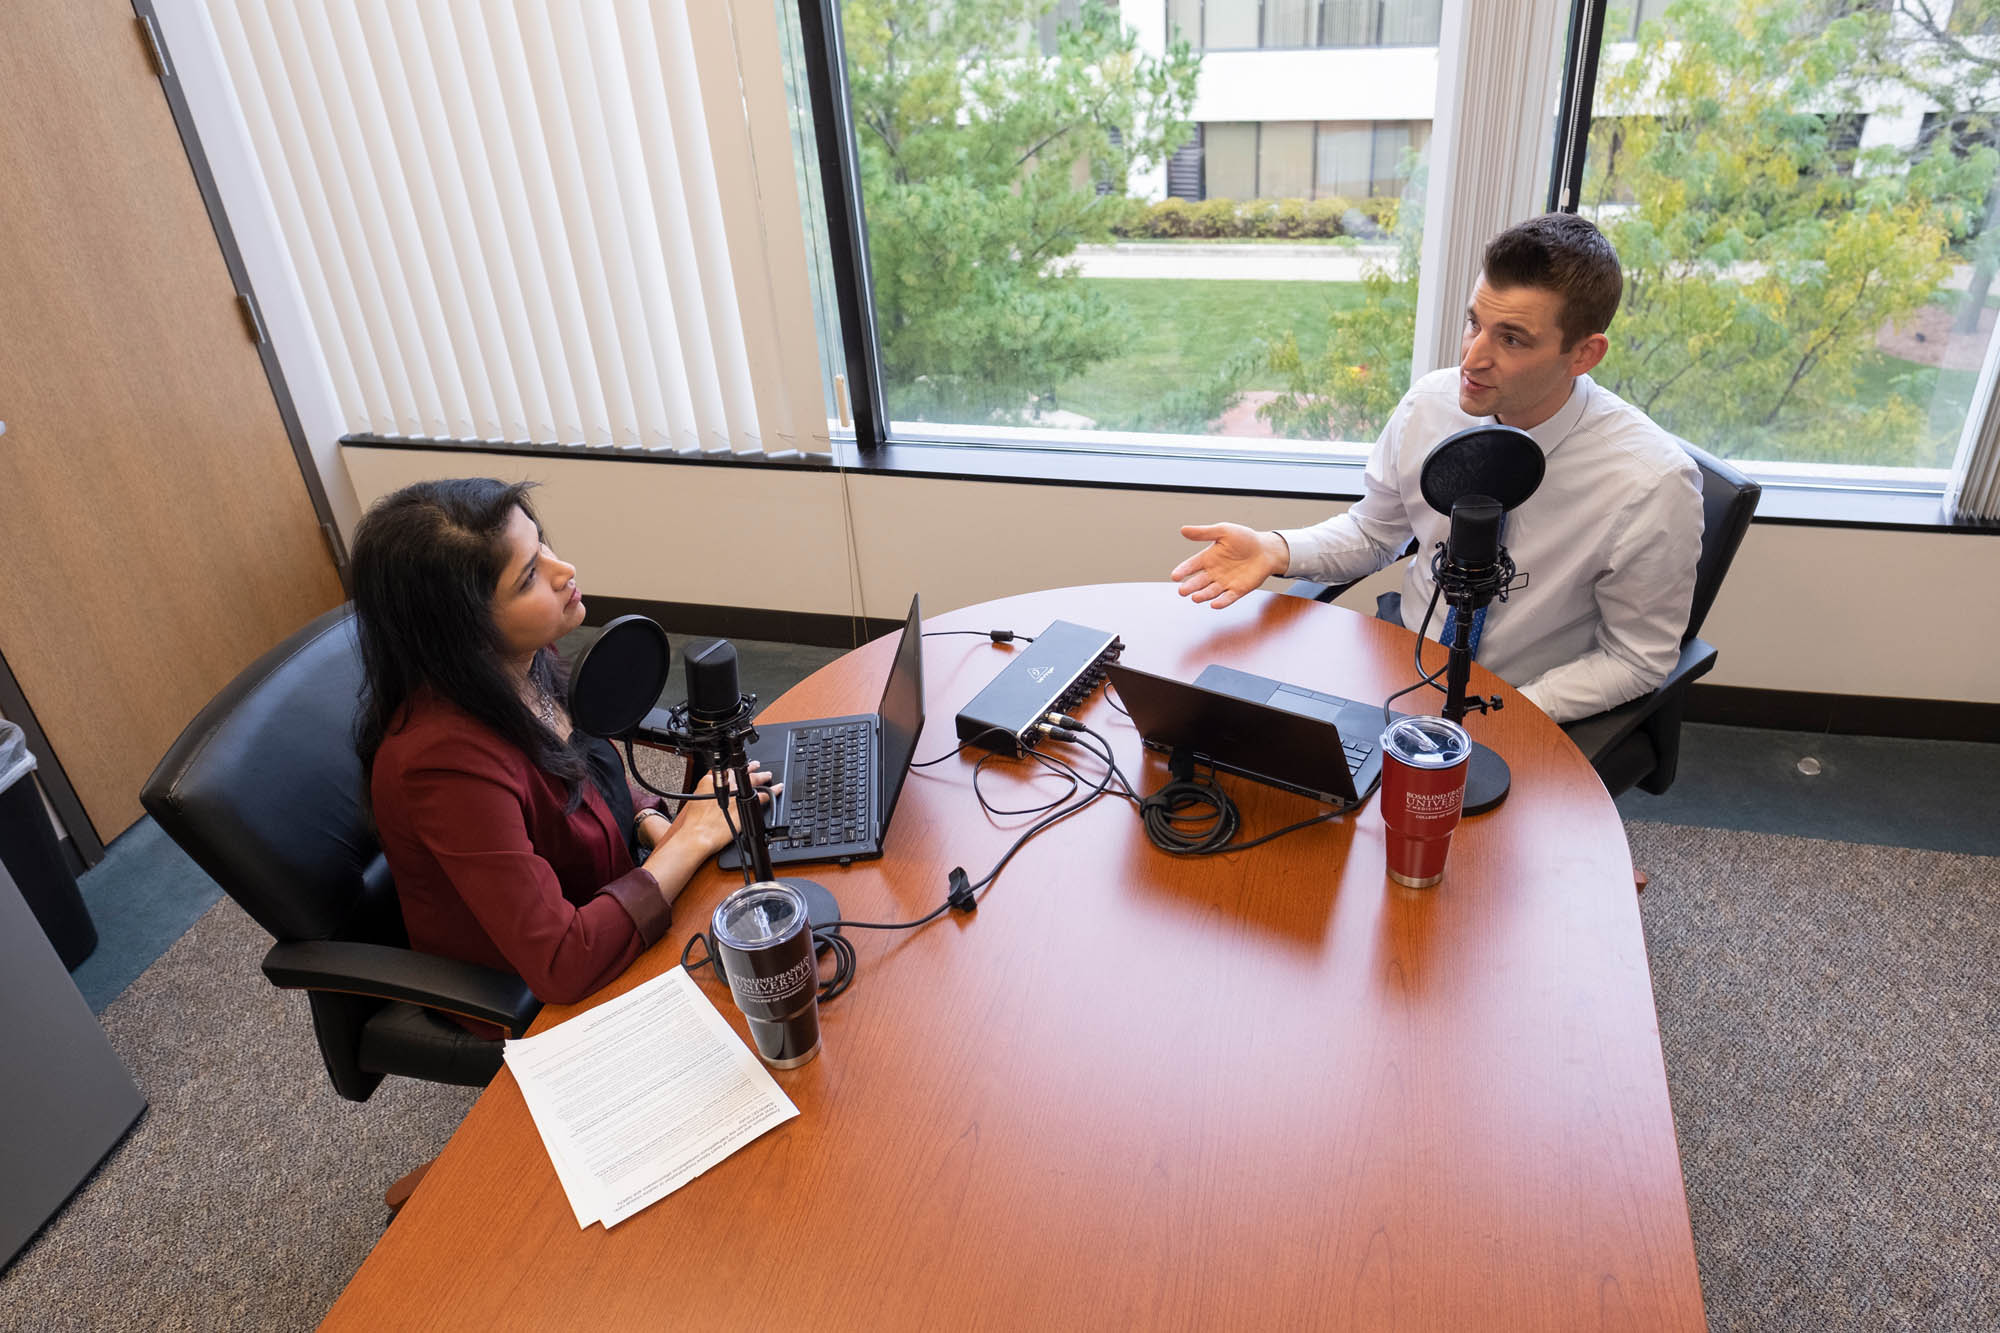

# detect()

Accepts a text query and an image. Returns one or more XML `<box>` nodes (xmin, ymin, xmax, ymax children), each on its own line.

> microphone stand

<box><xmin>672</xmin><ymin>702</ymin><xmax>842</xmax><ymax>932</ymax></box>
<box><xmin>1432</xmin><ymin>548</ymin><xmax>1516</xmax><ymax>816</ymax></box>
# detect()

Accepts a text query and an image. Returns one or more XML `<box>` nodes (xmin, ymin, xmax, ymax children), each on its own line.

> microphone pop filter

<box><xmin>1420</xmin><ymin>425</ymin><xmax>1545</xmax><ymax>517</ymax></box>
<box><xmin>566</xmin><ymin>615</ymin><xmax>671</xmax><ymax>739</ymax></box>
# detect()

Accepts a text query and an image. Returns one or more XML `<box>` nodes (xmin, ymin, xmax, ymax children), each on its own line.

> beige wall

<box><xmin>341</xmin><ymin>446</ymin><xmax>2000</xmax><ymax>704</ymax></box>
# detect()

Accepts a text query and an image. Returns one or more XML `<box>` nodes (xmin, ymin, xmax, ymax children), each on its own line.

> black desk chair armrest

<box><xmin>262</xmin><ymin>940</ymin><xmax>541</xmax><ymax>1037</ymax></box>
<box><xmin>1283</xmin><ymin>578</ymin><xmax>1351</xmax><ymax>603</ymax></box>
<box><xmin>1560</xmin><ymin>638</ymin><xmax>1718</xmax><ymax>765</ymax></box>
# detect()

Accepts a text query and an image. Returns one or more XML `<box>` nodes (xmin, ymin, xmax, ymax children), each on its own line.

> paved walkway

<box><xmin>1067</xmin><ymin>242</ymin><xmax>1396</xmax><ymax>281</ymax></box>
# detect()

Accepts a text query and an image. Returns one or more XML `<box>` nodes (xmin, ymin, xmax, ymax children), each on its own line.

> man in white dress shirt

<box><xmin>1170</xmin><ymin>213</ymin><xmax>1704</xmax><ymax>724</ymax></box>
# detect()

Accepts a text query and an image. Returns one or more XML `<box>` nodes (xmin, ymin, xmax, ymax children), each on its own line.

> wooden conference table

<box><xmin>323</xmin><ymin>583</ymin><xmax>1705</xmax><ymax>1332</ymax></box>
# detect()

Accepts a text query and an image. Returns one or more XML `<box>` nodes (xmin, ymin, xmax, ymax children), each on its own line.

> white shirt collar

<box><xmin>1511</xmin><ymin>373</ymin><xmax>1594</xmax><ymax>460</ymax></box>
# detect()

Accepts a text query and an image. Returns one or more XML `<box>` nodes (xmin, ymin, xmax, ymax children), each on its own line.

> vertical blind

<box><xmin>205</xmin><ymin>0</ymin><xmax>829</xmax><ymax>456</ymax></box>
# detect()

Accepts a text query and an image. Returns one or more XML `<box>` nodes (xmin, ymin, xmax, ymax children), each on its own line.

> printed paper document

<box><xmin>503</xmin><ymin>966</ymin><xmax>798</xmax><ymax>1228</ymax></box>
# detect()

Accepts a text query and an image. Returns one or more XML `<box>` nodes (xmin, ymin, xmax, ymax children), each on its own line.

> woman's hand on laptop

<box><xmin>658</xmin><ymin>764</ymin><xmax>778</xmax><ymax>861</ymax></box>
<box><xmin>1172</xmin><ymin>523</ymin><xmax>1290</xmax><ymax>609</ymax></box>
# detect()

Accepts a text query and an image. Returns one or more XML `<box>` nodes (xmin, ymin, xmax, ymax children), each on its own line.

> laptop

<box><xmin>718</xmin><ymin>595</ymin><xmax>924</xmax><ymax>869</ymax></box>
<box><xmin>1105</xmin><ymin>661</ymin><xmax>1388</xmax><ymax>806</ymax></box>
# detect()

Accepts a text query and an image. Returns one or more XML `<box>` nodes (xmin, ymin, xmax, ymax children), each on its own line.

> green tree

<box><xmin>1258</xmin><ymin>0</ymin><xmax>1996</xmax><ymax>465</ymax></box>
<box><xmin>1584</xmin><ymin>0</ymin><xmax>1996</xmax><ymax>464</ymax></box>
<box><xmin>844</xmin><ymin>0</ymin><xmax>1198</xmax><ymax>423</ymax></box>
<box><xmin>1879</xmin><ymin>0</ymin><xmax>2000</xmax><ymax>332</ymax></box>
<box><xmin>1260</xmin><ymin>186</ymin><xmax>1422</xmax><ymax>441</ymax></box>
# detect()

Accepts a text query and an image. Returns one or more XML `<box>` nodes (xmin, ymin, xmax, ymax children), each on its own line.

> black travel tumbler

<box><xmin>710</xmin><ymin>882</ymin><xmax>821</xmax><ymax>1068</ymax></box>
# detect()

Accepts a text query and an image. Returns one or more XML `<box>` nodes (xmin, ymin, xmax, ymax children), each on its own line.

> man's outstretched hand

<box><xmin>1171</xmin><ymin>523</ymin><xmax>1290</xmax><ymax>610</ymax></box>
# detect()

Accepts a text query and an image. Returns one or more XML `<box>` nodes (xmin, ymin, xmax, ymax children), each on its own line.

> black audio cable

<box><xmin>921</xmin><ymin>629</ymin><xmax>1035</xmax><ymax>644</ymax></box>
<box><xmin>1045</xmin><ymin>716</ymin><xmax>1357</xmax><ymax>856</ymax></box>
<box><xmin>1381</xmin><ymin>578</ymin><xmax>1450</xmax><ymax>723</ymax></box>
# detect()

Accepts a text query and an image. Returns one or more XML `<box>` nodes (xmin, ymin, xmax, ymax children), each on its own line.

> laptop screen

<box><xmin>875</xmin><ymin>595</ymin><xmax>925</xmax><ymax>828</ymax></box>
<box><xmin>1105</xmin><ymin>661</ymin><xmax>1359</xmax><ymax>804</ymax></box>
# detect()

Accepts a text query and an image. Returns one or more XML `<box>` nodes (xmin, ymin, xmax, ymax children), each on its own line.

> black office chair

<box><xmin>1285</xmin><ymin>440</ymin><xmax>1760</xmax><ymax>797</ymax></box>
<box><xmin>141</xmin><ymin>604</ymin><xmax>538</xmax><ymax>1106</ymax></box>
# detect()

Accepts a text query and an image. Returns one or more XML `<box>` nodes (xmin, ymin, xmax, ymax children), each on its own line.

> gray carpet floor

<box><xmin>1628</xmin><ymin>822</ymin><xmax>1999</xmax><ymax>1332</ymax></box>
<box><xmin>6</xmin><ymin>821</ymin><xmax>1996</xmax><ymax>1330</ymax></box>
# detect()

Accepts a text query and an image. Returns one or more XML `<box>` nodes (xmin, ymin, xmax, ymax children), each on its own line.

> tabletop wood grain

<box><xmin>322</xmin><ymin>584</ymin><xmax>1704</xmax><ymax>1333</ymax></box>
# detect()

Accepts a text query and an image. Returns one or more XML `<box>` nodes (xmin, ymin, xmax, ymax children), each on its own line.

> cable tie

<box><xmin>946</xmin><ymin>866</ymin><xmax>977</xmax><ymax>913</ymax></box>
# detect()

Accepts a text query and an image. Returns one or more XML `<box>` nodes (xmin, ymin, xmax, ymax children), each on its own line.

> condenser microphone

<box><xmin>1444</xmin><ymin>494</ymin><xmax>1504</xmax><ymax>572</ymax></box>
<box><xmin>1413</xmin><ymin>425</ymin><xmax>1546</xmax><ymax>816</ymax></box>
<box><xmin>684</xmin><ymin>638</ymin><xmax>753</xmax><ymax>729</ymax></box>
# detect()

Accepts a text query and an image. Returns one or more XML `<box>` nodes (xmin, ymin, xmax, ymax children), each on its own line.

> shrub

<box><xmin>1143</xmin><ymin>196</ymin><xmax>1192</xmax><ymax>237</ymax></box>
<box><xmin>1105</xmin><ymin>195</ymin><xmax>1372</xmax><ymax>240</ymax></box>
<box><xmin>1304</xmin><ymin>197</ymin><xmax>1348</xmax><ymax>237</ymax></box>
<box><xmin>1268</xmin><ymin>197</ymin><xmax>1308</xmax><ymax>238</ymax></box>
<box><xmin>1096</xmin><ymin>193</ymin><xmax>1150</xmax><ymax>237</ymax></box>
<box><xmin>1189</xmin><ymin>197</ymin><xmax>1240</xmax><ymax>237</ymax></box>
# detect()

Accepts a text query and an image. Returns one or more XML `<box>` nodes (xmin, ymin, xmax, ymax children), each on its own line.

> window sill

<box><xmin>1744</xmin><ymin>483</ymin><xmax>1996</xmax><ymax>534</ymax></box>
<box><xmin>844</xmin><ymin>439</ymin><xmax>1375</xmax><ymax>501</ymax></box>
<box><xmin>341</xmin><ymin>435</ymin><xmax>2000</xmax><ymax>533</ymax></box>
<box><xmin>849</xmin><ymin>441</ymin><xmax>2000</xmax><ymax>532</ymax></box>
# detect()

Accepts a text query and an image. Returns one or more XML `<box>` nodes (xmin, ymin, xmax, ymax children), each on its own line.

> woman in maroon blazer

<box><xmin>351</xmin><ymin>478</ymin><xmax>770</xmax><ymax>1006</ymax></box>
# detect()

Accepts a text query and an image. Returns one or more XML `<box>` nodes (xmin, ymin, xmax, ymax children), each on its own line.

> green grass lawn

<box><xmin>1048</xmin><ymin>278</ymin><xmax>1367</xmax><ymax>426</ymax></box>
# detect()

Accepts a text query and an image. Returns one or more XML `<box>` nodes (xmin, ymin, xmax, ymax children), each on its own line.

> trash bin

<box><xmin>0</xmin><ymin>721</ymin><xmax>97</xmax><ymax>970</ymax></box>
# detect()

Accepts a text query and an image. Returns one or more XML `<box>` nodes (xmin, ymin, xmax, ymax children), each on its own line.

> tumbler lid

<box><xmin>1381</xmin><ymin>716</ymin><xmax>1471</xmax><ymax>767</ymax></box>
<box><xmin>713</xmin><ymin>882</ymin><xmax>808</xmax><ymax>949</ymax></box>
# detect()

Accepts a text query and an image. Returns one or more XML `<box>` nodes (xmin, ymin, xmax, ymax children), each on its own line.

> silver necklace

<box><xmin>530</xmin><ymin>682</ymin><xmax>562</xmax><ymax>732</ymax></box>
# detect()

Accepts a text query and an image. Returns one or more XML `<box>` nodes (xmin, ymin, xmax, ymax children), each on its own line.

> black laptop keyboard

<box><xmin>1343</xmin><ymin>739</ymin><xmax>1374</xmax><ymax>774</ymax></box>
<box><xmin>778</xmin><ymin>722</ymin><xmax>871</xmax><ymax>848</ymax></box>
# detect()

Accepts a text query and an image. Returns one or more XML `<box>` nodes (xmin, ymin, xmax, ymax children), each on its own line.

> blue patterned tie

<box><xmin>1439</xmin><ymin>602</ymin><xmax>1486</xmax><ymax>659</ymax></box>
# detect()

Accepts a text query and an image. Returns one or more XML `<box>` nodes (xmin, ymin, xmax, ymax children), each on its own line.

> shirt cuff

<box><xmin>599</xmin><ymin>867</ymin><xmax>674</xmax><ymax>947</ymax></box>
<box><xmin>1272</xmin><ymin>528</ymin><xmax>1304</xmax><ymax>578</ymax></box>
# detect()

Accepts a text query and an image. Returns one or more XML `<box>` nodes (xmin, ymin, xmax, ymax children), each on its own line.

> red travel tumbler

<box><xmin>1379</xmin><ymin>716</ymin><xmax>1472</xmax><ymax>888</ymax></box>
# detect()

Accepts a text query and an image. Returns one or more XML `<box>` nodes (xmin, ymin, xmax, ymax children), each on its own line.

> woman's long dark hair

<box><xmin>352</xmin><ymin>478</ymin><xmax>589</xmax><ymax>805</ymax></box>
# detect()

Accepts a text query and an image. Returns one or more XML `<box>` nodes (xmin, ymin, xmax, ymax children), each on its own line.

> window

<box><xmin>1173</xmin><ymin>0</ymin><xmax>1443</xmax><ymax>51</ymax></box>
<box><xmin>1577</xmin><ymin>0</ymin><xmax>2000</xmax><ymax>472</ymax></box>
<box><xmin>1201</xmin><ymin>119</ymin><xmax>1430</xmax><ymax>200</ymax></box>
<box><xmin>1204</xmin><ymin>123</ymin><xmax>1261</xmax><ymax>200</ymax></box>
<box><xmin>1263</xmin><ymin>0</ymin><xmax>1319</xmax><ymax>49</ymax></box>
<box><xmin>1376</xmin><ymin>0</ymin><xmax>1444</xmax><ymax>45</ymax></box>
<box><xmin>1204</xmin><ymin>0</ymin><xmax>1261</xmax><ymax>49</ymax></box>
<box><xmin>826</xmin><ymin>1</ymin><xmax>1434</xmax><ymax>449</ymax></box>
<box><xmin>1315</xmin><ymin>123</ymin><xmax>1374</xmax><ymax>200</ymax></box>
<box><xmin>1258</xmin><ymin>122</ymin><xmax>1316</xmax><ymax>200</ymax></box>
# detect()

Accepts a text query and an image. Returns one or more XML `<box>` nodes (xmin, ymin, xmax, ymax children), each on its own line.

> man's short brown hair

<box><xmin>1482</xmin><ymin>213</ymin><xmax>1623</xmax><ymax>351</ymax></box>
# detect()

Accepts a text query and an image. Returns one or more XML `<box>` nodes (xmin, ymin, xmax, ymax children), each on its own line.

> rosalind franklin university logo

<box><xmin>1404</xmin><ymin>788</ymin><xmax>1463</xmax><ymax>816</ymax></box>
<box><xmin>732</xmin><ymin>954</ymin><xmax>815</xmax><ymax>1002</ymax></box>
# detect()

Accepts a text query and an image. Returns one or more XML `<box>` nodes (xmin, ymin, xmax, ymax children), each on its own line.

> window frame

<box><xmin>788</xmin><ymin>0</ymin><xmax>1997</xmax><ymax>531</ymax></box>
<box><xmin>1542</xmin><ymin>0</ymin><xmax>1989</xmax><ymax>518</ymax></box>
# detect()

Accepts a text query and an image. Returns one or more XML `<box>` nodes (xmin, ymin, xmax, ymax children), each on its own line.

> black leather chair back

<box><xmin>146</xmin><ymin>605</ymin><xmax>538</xmax><ymax>1102</ymax></box>
<box><xmin>143</xmin><ymin>604</ymin><xmax>398</xmax><ymax>947</ymax></box>
<box><xmin>1680</xmin><ymin>442</ymin><xmax>1761</xmax><ymax>643</ymax></box>
<box><xmin>142</xmin><ymin>605</ymin><xmax>428</xmax><ymax>1101</ymax></box>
